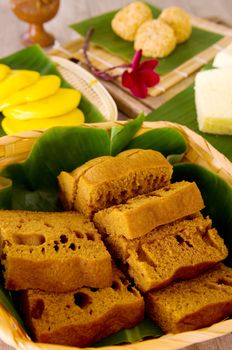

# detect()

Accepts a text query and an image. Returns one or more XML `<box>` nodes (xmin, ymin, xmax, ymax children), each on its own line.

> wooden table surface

<box><xmin>0</xmin><ymin>0</ymin><xmax>232</xmax><ymax>349</ymax></box>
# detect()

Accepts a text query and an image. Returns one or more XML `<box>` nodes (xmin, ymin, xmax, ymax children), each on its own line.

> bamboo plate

<box><xmin>52</xmin><ymin>55</ymin><xmax>118</xmax><ymax>122</ymax></box>
<box><xmin>45</xmin><ymin>56</ymin><xmax>118</xmax><ymax>121</ymax></box>
<box><xmin>0</xmin><ymin>121</ymin><xmax>232</xmax><ymax>350</ymax></box>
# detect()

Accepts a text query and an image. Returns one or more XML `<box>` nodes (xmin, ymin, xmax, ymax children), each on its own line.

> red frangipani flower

<box><xmin>122</xmin><ymin>49</ymin><xmax>160</xmax><ymax>99</ymax></box>
<box><xmin>83</xmin><ymin>29</ymin><xmax>160</xmax><ymax>99</ymax></box>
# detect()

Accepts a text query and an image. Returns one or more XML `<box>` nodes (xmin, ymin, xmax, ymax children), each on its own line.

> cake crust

<box><xmin>58</xmin><ymin>149</ymin><xmax>173</xmax><ymax>218</ymax></box>
<box><xmin>94</xmin><ymin>181</ymin><xmax>205</xmax><ymax>239</ymax></box>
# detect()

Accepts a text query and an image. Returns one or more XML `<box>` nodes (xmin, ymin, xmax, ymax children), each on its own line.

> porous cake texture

<box><xmin>58</xmin><ymin>149</ymin><xmax>173</xmax><ymax>218</ymax></box>
<box><xmin>100</xmin><ymin>214</ymin><xmax>228</xmax><ymax>292</ymax></box>
<box><xmin>146</xmin><ymin>264</ymin><xmax>232</xmax><ymax>333</ymax></box>
<box><xmin>22</xmin><ymin>266</ymin><xmax>144</xmax><ymax>347</ymax></box>
<box><xmin>94</xmin><ymin>181</ymin><xmax>205</xmax><ymax>239</ymax></box>
<box><xmin>0</xmin><ymin>210</ymin><xmax>112</xmax><ymax>292</ymax></box>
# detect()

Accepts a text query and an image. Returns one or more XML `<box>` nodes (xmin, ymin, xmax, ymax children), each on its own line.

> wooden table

<box><xmin>0</xmin><ymin>1</ymin><xmax>232</xmax><ymax>349</ymax></box>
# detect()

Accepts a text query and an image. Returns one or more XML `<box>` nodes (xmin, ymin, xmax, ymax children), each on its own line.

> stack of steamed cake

<box><xmin>0</xmin><ymin>149</ymin><xmax>232</xmax><ymax>347</ymax></box>
<box><xmin>58</xmin><ymin>149</ymin><xmax>232</xmax><ymax>333</ymax></box>
<box><xmin>0</xmin><ymin>210</ymin><xmax>144</xmax><ymax>347</ymax></box>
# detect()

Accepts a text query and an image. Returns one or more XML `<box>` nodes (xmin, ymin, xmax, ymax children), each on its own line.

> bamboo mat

<box><xmin>50</xmin><ymin>16</ymin><xmax>232</xmax><ymax>118</ymax></box>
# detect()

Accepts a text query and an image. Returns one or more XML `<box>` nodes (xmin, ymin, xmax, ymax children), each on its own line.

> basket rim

<box><xmin>0</xmin><ymin>120</ymin><xmax>231</xmax><ymax>184</ymax></box>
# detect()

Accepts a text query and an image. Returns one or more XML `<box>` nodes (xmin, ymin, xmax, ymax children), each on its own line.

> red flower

<box><xmin>122</xmin><ymin>49</ymin><xmax>160</xmax><ymax>99</ymax></box>
<box><xmin>83</xmin><ymin>29</ymin><xmax>160</xmax><ymax>99</ymax></box>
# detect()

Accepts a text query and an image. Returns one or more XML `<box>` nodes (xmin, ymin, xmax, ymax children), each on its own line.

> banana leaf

<box><xmin>70</xmin><ymin>5</ymin><xmax>223</xmax><ymax>75</ymax></box>
<box><xmin>145</xmin><ymin>85</ymin><xmax>232</xmax><ymax>162</ymax></box>
<box><xmin>110</xmin><ymin>113</ymin><xmax>144</xmax><ymax>155</ymax></box>
<box><xmin>95</xmin><ymin>318</ymin><xmax>163</xmax><ymax>347</ymax></box>
<box><xmin>0</xmin><ymin>177</ymin><xmax>12</xmax><ymax>209</ymax></box>
<box><xmin>0</xmin><ymin>45</ymin><xmax>105</xmax><ymax>135</ymax></box>
<box><xmin>0</xmin><ymin>118</ymin><xmax>187</xmax><ymax>212</ymax></box>
<box><xmin>126</xmin><ymin>127</ymin><xmax>187</xmax><ymax>158</ymax></box>
<box><xmin>0</xmin><ymin>118</ymin><xmax>187</xmax><ymax>345</ymax></box>
<box><xmin>1</xmin><ymin>126</ymin><xmax>111</xmax><ymax>211</ymax></box>
<box><xmin>0</xmin><ymin>287</ymin><xmax>25</xmax><ymax>329</ymax></box>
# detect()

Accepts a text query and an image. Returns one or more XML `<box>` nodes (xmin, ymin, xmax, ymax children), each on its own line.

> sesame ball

<box><xmin>160</xmin><ymin>6</ymin><xmax>192</xmax><ymax>44</ymax></box>
<box><xmin>111</xmin><ymin>2</ymin><xmax>153</xmax><ymax>42</ymax></box>
<box><xmin>134</xmin><ymin>19</ymin><xmax>177</xmax><ymax>58</ymax></box>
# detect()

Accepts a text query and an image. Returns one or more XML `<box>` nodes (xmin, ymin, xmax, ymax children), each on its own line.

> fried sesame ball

<box><xmin>134</xmin><ymin>19</ymin><xmax>177</xmax><ymax>58</ymax></box>
<box><xmin>111</xmin><ymin>1</ymin><xmax>153</xmax><ymax>42</ymax></box>
<box><xmin>160</xmin><ymin>6</ymin><xmax>192</xmax><ymax>44</ymax></box>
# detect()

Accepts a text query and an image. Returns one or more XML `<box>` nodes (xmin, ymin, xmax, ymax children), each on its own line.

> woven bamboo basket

<box><xmin>0</xmin><ymin>120</ymin><xmax>232</xmax><ymax>350</ymax></box>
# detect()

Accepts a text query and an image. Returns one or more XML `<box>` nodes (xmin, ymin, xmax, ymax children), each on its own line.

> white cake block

<box><xmin>213</xmin><ymin>43</ymin><xmax>232</xmax><ymax>68</ymax></box>
<box><xmin>195</xmin><ymin>68</ymin><xmax>232</xmax><ymax>135</ymax></box>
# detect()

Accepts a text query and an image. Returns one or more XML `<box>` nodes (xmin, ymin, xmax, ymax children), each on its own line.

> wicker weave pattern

<box><xmin>0</xmin><ymin>121</ymin><xmax>231</xmax><ymax>184</ymax></box>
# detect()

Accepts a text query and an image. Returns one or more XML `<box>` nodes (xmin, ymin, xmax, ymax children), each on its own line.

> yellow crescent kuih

<box><xmin>3</xmin><ymin>88</ymin><xmax>82</xmax><ymax>120</ymax></box>
<box><xmin>0</xmin><ymin>64</ymin><xmax>11</xmax><ymax>81</ymax></box>
<box><xmin>2</xmin><ymin>109</ymin><xmax>85</xmax><ymax>135</ymax></box>
<box><xmin>0</xmin><ymin>75</ymin><xmax>61</xmax><ymax>110</ymax></box>
<box><xmin>0</xmin><ymin>70</ymin><xmax>40</xmax><ymax>100</ymax></box>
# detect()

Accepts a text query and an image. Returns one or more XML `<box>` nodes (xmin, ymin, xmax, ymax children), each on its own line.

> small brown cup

<box><xmin>10</xmin><ymin>0</ymin><xmax>60</xmax><ymax>47</ymax></box>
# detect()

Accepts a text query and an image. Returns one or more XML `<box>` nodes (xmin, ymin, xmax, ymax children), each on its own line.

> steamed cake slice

<box><xmin>213</xmin><ymin>43</ymin><xmax>232</xmax><ymax>68</ymax></box>
<box><xmin>94</xmin><ymin>181</ymin><xmax>204</xmax><ymax>239</ymax></box>
<box><xmin>58</xmin><ymin>149</ymin><xmax>173</xmax><ymax>218</ymax></box>
<box><xmin>22</xmin><ymin>266</ymin><xmax>144</xmax><ymax>347</ymax></box>
<box><xmin>58</xmin><ymin>156</ymin><xmax>112</xmax><ymax>210</ymax></box>
<box><xmin>0</xmin><ymin>210</ymin><xmax>112</xmax><ymax>292</ymax></box>
<box><xmin>146</xmin><ymin>264</ymin><xmax>232</xmax><ymax>333</ymax></box>
<box><xmin>195</xmin><ymin>68</ymin><xmax>232</xmax><ymax>135</ymax></box>
<box><xmin>102</xmin><ymin>214</ymin><xmax>228</xmax><ymax>292</ymax></box>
